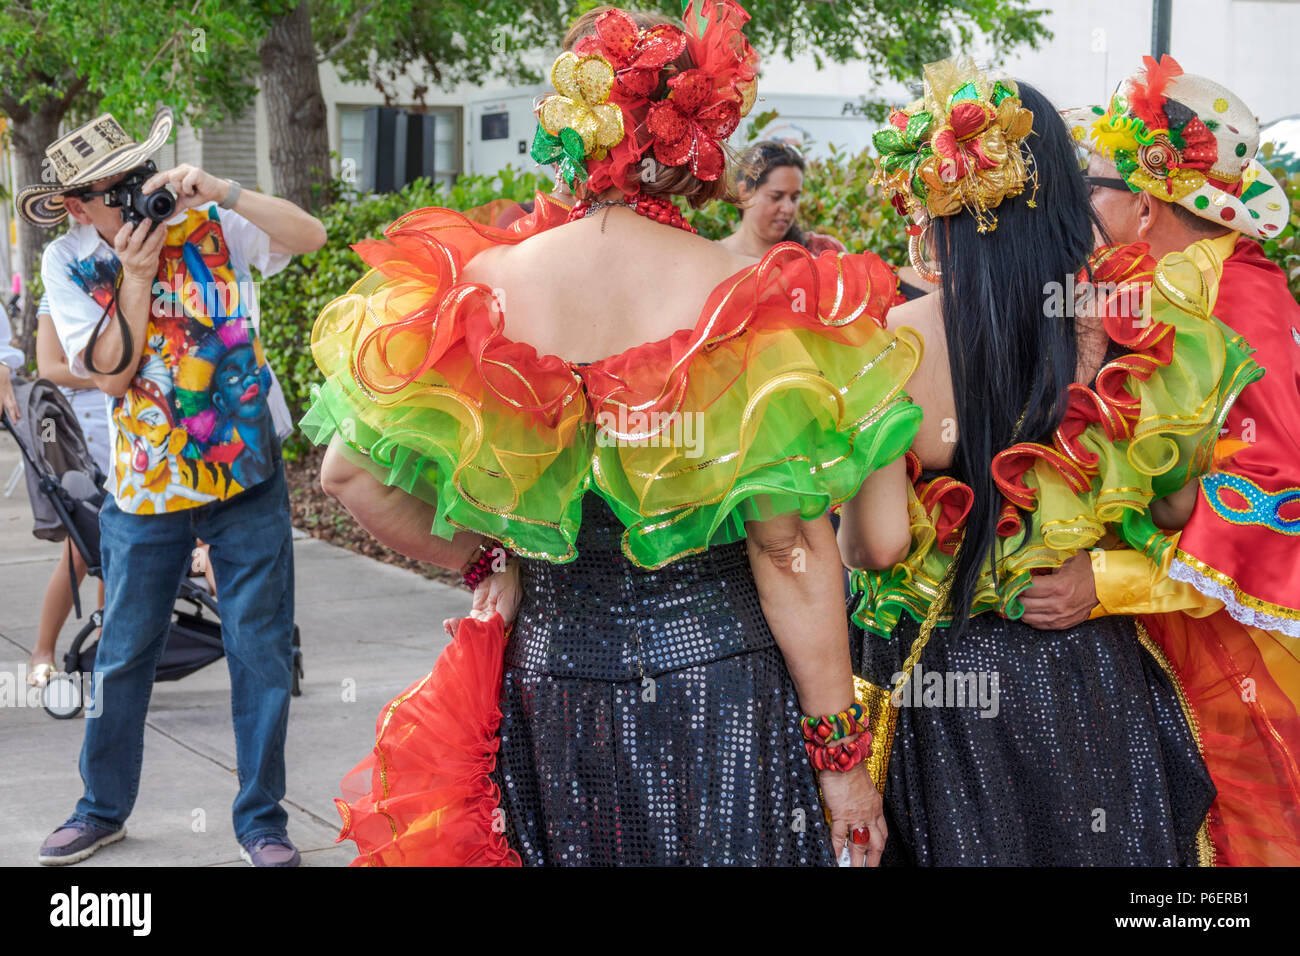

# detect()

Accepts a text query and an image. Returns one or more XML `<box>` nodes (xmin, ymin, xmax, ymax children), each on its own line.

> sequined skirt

<box><xmin>853</xmin><ymin>610</ymin><xmax>1216</xmax><ymax>866</ymax></box>
<box><xmin>492</xmin><ymin>499</ymin><xmax>836</xmax><ymax>866</ymax></box>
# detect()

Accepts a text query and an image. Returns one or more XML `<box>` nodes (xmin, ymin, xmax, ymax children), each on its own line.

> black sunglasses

<box><xmin>67</xmin><ymin>163</ymin><xmax>156</xmax><ymax>205</ymax></box>
<box><xmin>1084</xmin><ymin>175</ymin><xmax>1130</xmax><ymax>193</ymax></box>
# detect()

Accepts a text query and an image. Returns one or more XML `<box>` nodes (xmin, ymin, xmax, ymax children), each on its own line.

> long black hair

<box><xmin>736</xmin><ymin>140</ymin><xmax>808</xmax><ymax>247</ymax></box>
<box><xmin>930</xmin><ymin>82</ymin><xmax>1102</xmax><ymax>632</ymax></box>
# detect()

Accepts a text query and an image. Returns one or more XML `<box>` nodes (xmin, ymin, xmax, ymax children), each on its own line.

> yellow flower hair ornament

<box><xmin>531</xmin><ymin>51</ymin><xmax>627</xmax><ymax>187</ymax></box>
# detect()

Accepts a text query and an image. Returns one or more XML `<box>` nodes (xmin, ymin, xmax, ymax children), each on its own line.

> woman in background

<box><xmin>720</xmin><ymin>140</ymin><xmax>845</xmax><ymax>258</ymax></box>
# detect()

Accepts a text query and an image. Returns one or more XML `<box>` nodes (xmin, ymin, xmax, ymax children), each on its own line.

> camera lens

<box><xmin>143</xmin><ymin>189</ymin><xmax>176</xmax><ymax>221</ymax></box>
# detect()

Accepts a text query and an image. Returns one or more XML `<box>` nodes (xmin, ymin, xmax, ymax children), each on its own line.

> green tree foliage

<box><xmin>0</xmin><ymin>0</ymin><xmax>264</xmax><ymax>362</ymax></box>
<box><xmin>316</xmin><ymin>0</ymin><xmax>1051</xmax><ymax>112</ymax></box>
<box><xmin>0</xmin><ymin>0</ymin><xmax>262</xmax><ymax>136</ymax></box>
<box><xmin>1259</xmin><ymin>143</ymin><xmax>1300</xmax><ymax>303</ymax></box>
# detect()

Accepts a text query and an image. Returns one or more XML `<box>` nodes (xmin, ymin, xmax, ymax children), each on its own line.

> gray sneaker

<box><xmin>238</xmin><ymin>834</ymin><xmax>300</xmax><ymax>867</ymax></box>
<box><xmin>39</xmin><ymin>820</ymin><xmax>125</xmax><ymax>865</ymax></box>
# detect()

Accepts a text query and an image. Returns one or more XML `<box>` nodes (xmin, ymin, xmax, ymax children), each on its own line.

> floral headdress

<box><xmin>530</xmin><ymin>1</ymin><xmax>759</xmax><ymax>194</ymax></box>
<box><xmin>1063</xmin><ymin>56</ymin><xmax>1287</xmax><ymax>240</ymax></box>
<box><xmin>872</xmin><ymin>57</ymin><xmax>1036</xmax><ymax>233</ymax></box>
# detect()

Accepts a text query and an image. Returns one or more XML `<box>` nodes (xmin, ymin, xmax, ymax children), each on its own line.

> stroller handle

<box><xmin>2</xmin><ymin>408</ymin><xmax>102</xmax><ymax>577</ymax></box>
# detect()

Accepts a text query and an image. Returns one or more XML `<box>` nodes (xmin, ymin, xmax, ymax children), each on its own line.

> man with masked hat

<box><xmin>1021</xmin><ymin>56</ymin><xmax>1300</xmax><ymax>866</ymax></box>
<box><xmin>19</xmin><ymin>107</ymin><xmax>327</xmax><ymax>867</ymax></box>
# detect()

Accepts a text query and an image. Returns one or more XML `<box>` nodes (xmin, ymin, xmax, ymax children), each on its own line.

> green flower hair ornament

<box><xmin>872</xmin><ymin>110</ymin><xmax>936</xmax><ymax>201</ymax></box>
<box><xmin>530</xmin><ymin>125</ymin><xmax>589</xmax><ymax>188</ymax></box>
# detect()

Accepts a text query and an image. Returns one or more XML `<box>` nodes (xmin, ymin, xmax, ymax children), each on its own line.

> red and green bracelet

<box><xmin>799</xmin><ymin>701</ymin><xmax>868</xmax><ymax>744</ymax></box>
<box><xmin>804</xmin><ymin>733</ymin><xmax>872</xmax><ymax>772</ymax></box>
<box><xmin>461</xmin><ymin>542</ymin><xmax>508</xmax><ymax>590</ymax></box>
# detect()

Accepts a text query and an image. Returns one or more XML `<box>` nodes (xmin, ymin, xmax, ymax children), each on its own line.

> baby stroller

<box><xmin>2</xmin><ymin>378</ymin><xmax>303</xmax><ymax>718</ymax></box>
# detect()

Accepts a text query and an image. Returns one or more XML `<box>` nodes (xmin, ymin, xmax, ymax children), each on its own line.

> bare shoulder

<box><xmin>459</xmin><ymin>240</ymin><xmax>512</xmax><ymax>289</ymax></box>
<box><xmin>886</xmin><ymin>293</ymin><xmax>942</xmax><ymax>339</ymax></box>
<box><xmin>888</xmin><ymin>293</ymin><xmax>956</xmax><ymax>470</ymax></box>
<box><xmin>685</xmin><ymin>230</ymin><xmax>756</xmax><ymax>280</ymax></box>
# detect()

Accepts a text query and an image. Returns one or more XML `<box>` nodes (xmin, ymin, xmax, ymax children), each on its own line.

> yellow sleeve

<box><xmin>1088</xmin><ymin>536</ymin><xmax>1224</xmax><ymax>619</ymax></box>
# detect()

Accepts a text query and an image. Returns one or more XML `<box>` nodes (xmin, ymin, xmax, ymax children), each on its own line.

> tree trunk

<box><xmin>259</xmin><ymin>0</ymin><xmax>331</xmax><ymax>211</ymax></box>
<box><xmin>10</xmin><ymin>108</ymin><xmax>64</xmax><ymax>368</ymax></box>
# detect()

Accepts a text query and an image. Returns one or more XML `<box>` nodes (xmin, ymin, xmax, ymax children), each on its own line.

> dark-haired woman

<box><xmin>838</xmin><ymin>61</ymin><xmax>1228</xmax><ymax>865</ymax></box>
<box><xmin>720</xmin><ymin>140</ymin><xmax>845</xmax><ymax>258</ymax></box>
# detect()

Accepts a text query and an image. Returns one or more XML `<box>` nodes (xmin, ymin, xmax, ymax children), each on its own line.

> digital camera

<box><xmin>109</xmin><ymin>161</ymin><xmax>176</xmax><ymax>226</ymax></box>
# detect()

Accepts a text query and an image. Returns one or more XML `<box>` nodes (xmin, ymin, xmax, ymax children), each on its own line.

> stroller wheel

<box><xmin>43</xmin><ymin>673</ymin><xmax>84</xmax><ymax>719</ymax></box>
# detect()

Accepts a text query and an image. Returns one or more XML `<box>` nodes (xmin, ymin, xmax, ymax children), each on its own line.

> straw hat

<box><xmin>1063</xmin><ymin>56</ymin><xmax>1287</xmax><ymax>241</ymax></box>
<box><xmin>16</xmin><ymin>106</ymin><xmax>173</xmax><ymax>228</ymax></box>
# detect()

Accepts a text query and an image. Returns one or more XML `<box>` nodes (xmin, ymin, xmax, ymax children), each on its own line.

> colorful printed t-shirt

<box><xmin>42</xmin><ymin>203</ymin><xmax>292</xmax><ymax>514</ymax></box>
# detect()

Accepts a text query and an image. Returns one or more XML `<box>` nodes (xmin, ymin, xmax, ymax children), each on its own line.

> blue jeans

<box><xmin>73</xmin><ymin>458</ymin><xmax>295</xmax><ymax>844</ymax></box>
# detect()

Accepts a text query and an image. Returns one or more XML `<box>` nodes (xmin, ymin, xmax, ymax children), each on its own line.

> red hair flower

<box><xmin>646</xmin><ymin>69</ymin><xmax>740</xmax><ymax>181</ymax></box>
<box><xmin>682</xmin><ymin>0</ymin><xmax>759</xmax><ymax>115</ymax></box>
<box><xmin>575</xmin><ymin>8</ymin><xmax>687</xmax><ymax>98</ymax></box>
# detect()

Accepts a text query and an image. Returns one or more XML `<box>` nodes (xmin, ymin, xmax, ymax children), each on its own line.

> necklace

<box><xmin>567</xmin><ymin>191</ymin><xmax>698</xmax><ymax>235</ymax></box>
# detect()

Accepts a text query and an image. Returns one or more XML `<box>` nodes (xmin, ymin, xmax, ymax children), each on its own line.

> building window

<box><xmin>481</xmin><ymin>112</ymin><xmax>509</xmax><ymax>141</ymax></box>
<box><xmin>338</xmin><ymin>105</ymin><xmax>462</xmax><ymax>190</ymax></box>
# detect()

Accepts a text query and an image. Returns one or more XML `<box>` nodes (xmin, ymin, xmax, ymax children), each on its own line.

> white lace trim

<box><xmin>1168</xmin><ymin>558</ymin><xmax>1300</xmax><ymax>639</ymax></box>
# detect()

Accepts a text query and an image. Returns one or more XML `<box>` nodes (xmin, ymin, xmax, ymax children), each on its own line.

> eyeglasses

<box><xmin>67</xmin><ymin>163</ymin><xmax>152</xmax><ymax>206</ymax></box>
<box><xmin>1084</xmin><ymin>175</ymin><xmax>1129</xmax><ymax>193</ymax></box>
<box><xmin>69</xmin><ymin>186</ymin><xmax>116</xmax><ymax>205</ymax></box>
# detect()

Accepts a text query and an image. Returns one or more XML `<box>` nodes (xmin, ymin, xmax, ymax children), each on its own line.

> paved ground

<box><xmin>0</xmin><ymin>431</ymin><xmax>469</xmax><ymax>867</ymax></box>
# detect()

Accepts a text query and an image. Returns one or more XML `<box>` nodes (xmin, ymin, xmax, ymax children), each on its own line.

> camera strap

<box><xmin>83</xmin><ymin>271</ymin><xmax>136</xmax><ymax>378</ymax></box>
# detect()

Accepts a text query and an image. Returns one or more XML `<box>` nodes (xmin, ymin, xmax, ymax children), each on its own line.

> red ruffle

<box><xmin>682</xmin><ymin>0</ymin><xmax>759</xmax><ymax>109</ymax></box>
<box><xmin>992</xmin><ymin>243</ymin><xmax>1157</xmax><ymax>508</ymax></box>
<box><xmin>1142</xmin><ymin>610</ymin><xmax>1300</xmax><ymax>866</ymax></box>
<box><xmin>335</xmin><ymin>614</ymin><xmax>521</xmax><ymax>867</ymax></box>
<box><xmin>347</xmin><ymin>200</ymin><xmax>903</xmax><ymax>430</ymax></box>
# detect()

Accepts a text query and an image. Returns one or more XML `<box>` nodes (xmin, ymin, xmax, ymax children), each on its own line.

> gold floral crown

<box><xmin>872</xmin><ymin>57</ymin><xmax>1037</xmax><ymax>233</ymax></box>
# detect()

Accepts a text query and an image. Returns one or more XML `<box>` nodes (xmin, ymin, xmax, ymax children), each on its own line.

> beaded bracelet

<box><xmin>799</xmin><ymin>701</ymin><xmax>868</xmax><ymax>744</ymax></box>
<box><xmin>461</xmin><ymin>542</ymin><xmax>508</xmax><ymax>591</ymax></box>
<box><xmin>804</xmin><ymin>733</ymin><xmax>872</xmax><ymax>773</ymax></box>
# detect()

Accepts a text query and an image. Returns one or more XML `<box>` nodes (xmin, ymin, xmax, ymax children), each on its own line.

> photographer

<box><xmin>17</xmin><ymin>107</ymin><xmax>326</xmax><ymax>867</ymax></box>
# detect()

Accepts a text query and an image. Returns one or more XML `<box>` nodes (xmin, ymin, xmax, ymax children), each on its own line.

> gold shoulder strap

<box><xmin>856</xmin><ymin>549</ymin><xmax>960</xmax><ymax>791</ymax></box>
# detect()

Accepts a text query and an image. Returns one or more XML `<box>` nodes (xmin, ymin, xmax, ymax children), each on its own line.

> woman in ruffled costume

<box><xmin>839</xmin><ymin>59</ymin><xmax>1254</xmax><ymax>865</ymax></box>
<box><xmin>304</xmin><ymin>2</ymin><xmax>922</xmax><ymax>866</ymax></box>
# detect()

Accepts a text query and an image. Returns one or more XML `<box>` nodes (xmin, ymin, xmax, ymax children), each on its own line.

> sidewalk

<box><xmin>0</xmin><ymin>432</ymin><xmax>469</xmax><ymax>867</ymax></box>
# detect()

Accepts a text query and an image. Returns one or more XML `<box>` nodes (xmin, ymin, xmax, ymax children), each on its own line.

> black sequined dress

<box><xmin>492</xmin><ymin>497</ymin><xmax>837</xmax><ymax>866</ymax></box>
<box><xmin>852</xmin><ymin>610</ymin><xmax>1216</xmax><ymax>865</ymax></box>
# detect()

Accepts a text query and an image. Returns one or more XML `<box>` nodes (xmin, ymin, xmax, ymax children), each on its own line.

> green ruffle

<box><xmin>303</xmin><ymin>357</ymin><xmax>924</xmax><ymax>570</ymax></box>
<box><xmin>301</xmin><ymin>373</ymin><xmax>591</xmax><ymax>561</ymax></box>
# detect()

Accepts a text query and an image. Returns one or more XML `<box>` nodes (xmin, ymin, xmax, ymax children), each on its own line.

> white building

<box><xmin>4</xmin><ymin>0</ymin><xmax>1299</xmax><ymax>280</ymax></box>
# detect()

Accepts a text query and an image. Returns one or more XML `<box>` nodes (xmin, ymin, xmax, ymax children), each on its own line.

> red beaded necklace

<box><xmin>567</xmin><ymin>190</ymin><xmax>698</xmax><ymax>234</ymax></box>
